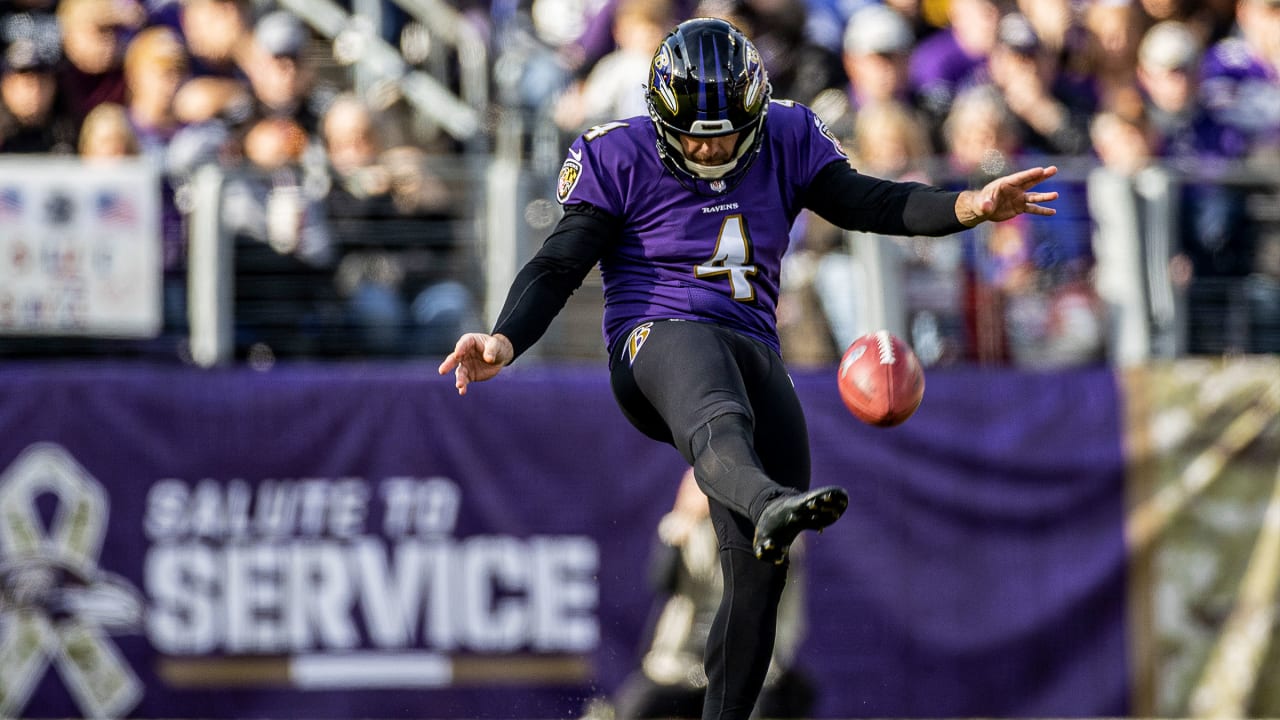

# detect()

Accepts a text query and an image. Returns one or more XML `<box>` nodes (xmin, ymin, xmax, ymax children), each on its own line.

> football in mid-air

<box><xmin>837</xmin><ymin>331</ymin><xmax>925</xmax><ymax>427</ymax></box>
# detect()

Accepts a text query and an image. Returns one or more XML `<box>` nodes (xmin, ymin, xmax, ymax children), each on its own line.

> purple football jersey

<box><xmin>555</xmin><ymin>101</ymin><xmax>847</xmax><ymax>356</ymax></box>
<box><xmin>1199</xmin><ymin>37</ymin><xmax>1280</xmax><ymax>157</ymax></box>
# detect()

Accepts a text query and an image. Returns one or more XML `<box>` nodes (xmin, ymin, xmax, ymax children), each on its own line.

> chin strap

<box><xmin>653</xmin><ymin>138</ymin><xmax>766</xmax><ymax>197</ymax></box>
<box><xmin>685</xmin><ymin>157</ymin><xmax>738</xmax><ymax>179</ymax></box>
<box><xmin>657</xmin><ymin>124</ymin><xmax>760</xmax><ymax>180</ymax></box>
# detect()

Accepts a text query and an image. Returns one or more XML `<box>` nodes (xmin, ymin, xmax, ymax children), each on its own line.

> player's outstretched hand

<box><xmin>438</xmin><ymin>332</ymin><xmax>514</xmax><ymax>395</ymax></box>
<box><xmin>958</xmin><ymin>165</ymin><xmax>1060</xmax><ymax>226</ymax></box>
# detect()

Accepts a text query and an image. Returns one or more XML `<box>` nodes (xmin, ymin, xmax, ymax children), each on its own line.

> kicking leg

<box><xmin>689</xmin><ymin>412</ymin><xmax>787</xmax><ymax>523</ymax></box>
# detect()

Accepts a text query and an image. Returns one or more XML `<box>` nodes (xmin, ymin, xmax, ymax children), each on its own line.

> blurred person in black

<box><xmin>241</xmin><ymin>10</ymin><xmax>328</xmax><ymax>135</ymax></box>
<box><xmin>321</xmin><ymin>94</ymin><xmax>477</xmax><ymax>356</ymax></box>
<box><xmin>908</xmin><ymin>0</ymin><xmax>1000</xmax><ymax>143</ymax></box>
<box><xmin>984</xmin><ymin>12</ymin><xmax>1094</xmax><ymax>156</ymax></box>
<box><xmin>225</xmin><ymin>115</ymin><xmax>333</xmax><ymax>268</ymax></box>
<box><xmin>54</xmin><ymin>0</ymin><xmax>143</xmax><ymax>131</ymax></box>
<box><xmin>222</xmin><ymin>114</ymin><xmax>340</xmax><ymax>356</ymax></box>
<box><xmin>323</xmin><ymin>94</ymin><xmax>399</xmax><ymax>218</ymax></box>
<box><xmin>1</xmin><ymin>30</ymin><xmax>75</xmax><ymax>153</ymax></box>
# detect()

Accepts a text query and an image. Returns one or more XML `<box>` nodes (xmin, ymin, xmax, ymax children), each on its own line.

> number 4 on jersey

<box><xmin>695</xmin><ymin>214</ymin><xmax>758</xmax><ymax>301</ymax></box>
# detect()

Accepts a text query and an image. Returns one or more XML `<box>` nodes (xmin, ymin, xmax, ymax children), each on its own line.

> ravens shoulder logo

<box><xmin>556</xmin><ymin>158</ymin><xmax>582</xmax><ymax>204</ymax></box>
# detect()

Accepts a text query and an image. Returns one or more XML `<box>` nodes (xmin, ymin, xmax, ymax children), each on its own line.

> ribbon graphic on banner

<box><xmin>0</xmin><ymin>443</ymin><xmax>143</xmax><ymax>719</ymax></box>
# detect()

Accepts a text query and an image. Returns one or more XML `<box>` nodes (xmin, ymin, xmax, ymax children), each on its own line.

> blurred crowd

<box><xmin>2</xmin><ymin>0</ymin><xmax>1280</xmax><ymax>364</ymax></box>
<box><xmin>1</xmin><ymin>0</ymin><xmax>479</xmax><ymax>360</ymax></box>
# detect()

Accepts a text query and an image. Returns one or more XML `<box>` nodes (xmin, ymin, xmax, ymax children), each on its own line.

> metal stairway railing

<box><xmin>275</xmin><ymin>0</ymin><xmax>484</xmax><ymax>144</ymax></box>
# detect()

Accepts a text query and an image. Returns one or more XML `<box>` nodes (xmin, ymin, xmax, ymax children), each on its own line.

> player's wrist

<box><xmin>955</xmin><ymin>190</ymin><xmax>985</xmax><ymax>227</ymax></box>
<box><xmin>491</xmin><ymin>333</ymin><xmax>515</xmax><ymax>365</ymax></box>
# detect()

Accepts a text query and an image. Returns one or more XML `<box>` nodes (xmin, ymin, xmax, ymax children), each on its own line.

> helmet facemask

<box><xmin>646</xmin><ymin>18</ymin><xmax>771</xmax><ymax>192</ymax></box>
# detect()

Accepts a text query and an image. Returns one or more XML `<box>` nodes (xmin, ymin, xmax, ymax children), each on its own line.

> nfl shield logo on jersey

<box><xmin>557</xmin><ymin>158</ymin><xmax>583</xmax><ymax>203</ymax></box>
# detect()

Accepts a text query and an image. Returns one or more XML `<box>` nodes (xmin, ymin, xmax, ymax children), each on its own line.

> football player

<box><xmin>440</xmin><ymin>18</ymin><xmax>1058</xmax><ymax>719</ymax></box>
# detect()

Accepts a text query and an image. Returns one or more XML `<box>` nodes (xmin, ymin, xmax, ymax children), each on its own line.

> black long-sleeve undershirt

<box><xmin>492</xmin><ymin>203</ymin><xmax>620</xmax><ymax>360</ymax></box>
<box><xmin>492</xmin><ymin>161</ymin><xmax>969</xmax><ymax>360</ymax></box>
<box><xmin>801</xmin><ymin>160</ymin><xmax>969</xmax><ymax>237</ymax></box>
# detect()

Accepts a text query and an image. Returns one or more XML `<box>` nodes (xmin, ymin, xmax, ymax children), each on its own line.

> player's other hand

<box><xmin>958</xmin><ymin>165</ymin><xmax>1059</xmax><ymax>226</ymax></box>
<box><xmin>438</xmin><ymin>333</ymin><xmax>514</xmax><ymax>395</ymax></box>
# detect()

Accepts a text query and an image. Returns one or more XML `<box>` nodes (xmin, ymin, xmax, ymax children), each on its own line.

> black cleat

<box><xmin>752</xmin><ymin>486</ymin><xmax>849</xmax><ymax>564</ymax></box>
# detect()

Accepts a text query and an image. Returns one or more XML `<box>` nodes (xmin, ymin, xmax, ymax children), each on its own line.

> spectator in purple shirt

<box><xmin>908</xmin><ymin>0</ymin><xmax>1000</xmax><ymax>135</ymax></box>
<box><xmin>1198</xmin><ymin>0</ymin><xmax>1280</xmax><ymax>161</ymax></box>
<box><xmin>1178</xmin><ymin>0</ymin><xmax>1280</xmax><ymax>353</ymax></box>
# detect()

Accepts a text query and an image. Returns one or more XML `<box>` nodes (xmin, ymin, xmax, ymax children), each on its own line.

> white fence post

<box><xmin>188</xmin><ymin>164</ymin><xmax>233</xmax><ymax>368</ymax></box>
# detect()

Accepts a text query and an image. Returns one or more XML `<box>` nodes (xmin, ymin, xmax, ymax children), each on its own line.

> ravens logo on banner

<box><xmin>556</xmin><ymin>158</ymin><xmax>582</xmax><ymax>203</ymax></box>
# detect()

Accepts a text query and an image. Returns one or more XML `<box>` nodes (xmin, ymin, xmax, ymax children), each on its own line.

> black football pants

<box><xmin>609</xmin><ymin>319</ymin><xmax>811</xmax><ymax>720</ymax></box>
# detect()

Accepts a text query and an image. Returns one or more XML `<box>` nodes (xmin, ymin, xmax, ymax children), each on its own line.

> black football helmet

<box><xmin>646</xmin><ymin>18</ymin><xmax>770</xmax><ymax>191</ymax></box>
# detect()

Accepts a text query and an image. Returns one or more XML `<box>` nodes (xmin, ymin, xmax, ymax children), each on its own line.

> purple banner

<box><xmin>802</xmin><ymin>366</ymin><xmax>1129</xmax><ymax>717</ymax></box>
<box><xmin>0</xmin><ymin>362</ymin><xmax>1127</xmax><ymax>718</ymax></box>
